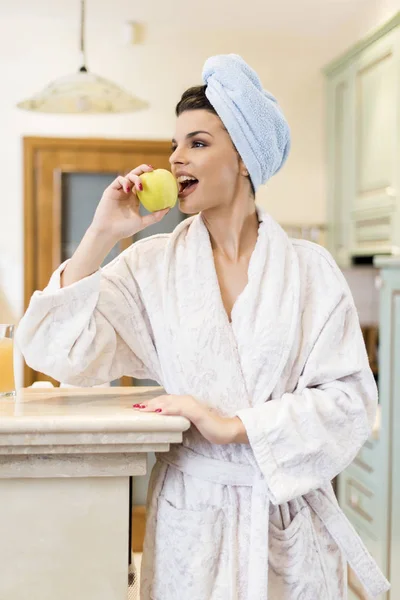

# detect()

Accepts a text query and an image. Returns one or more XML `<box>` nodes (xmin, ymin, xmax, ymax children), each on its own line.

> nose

<box><xmin>169</xmin><ymin>144</ymin><xmax>188</xmax><ymax>167</ymax></box>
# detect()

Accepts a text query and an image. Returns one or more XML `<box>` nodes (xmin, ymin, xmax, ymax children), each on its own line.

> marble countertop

<box><xmin>0</xmin><ymin>387</ymin><xmax>190</xmax><ymax>434</ymax></box>
<box><xmin>0</xmin><ymin>385</ymin><xmax>381</xmax><ymax>441</ymax></box>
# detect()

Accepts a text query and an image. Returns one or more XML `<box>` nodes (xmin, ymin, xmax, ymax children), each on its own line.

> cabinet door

<box><xmin>386</xmin><ymin>274</ymin><xmax>400</xmax><ymax>596</ymax></box>
<box><xmin>327</xmin><ymin>66</ymin><xmax>354</xmax><ymax>267</ymax></box>
<box><xmin>378</xmin><ymin>266</ymin><xmax>400</xmax><ymax>596</ymax></box>
<box><xmin>351</xmin><ymin>29</ymin><xmax>400</xmax><ymax>255</ymax></box>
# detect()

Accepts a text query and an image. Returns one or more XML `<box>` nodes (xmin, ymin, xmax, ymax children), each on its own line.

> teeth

<box><xmin>177</xmin><ymin>175</ymin><xmax>197</xmax><ymax>183</ymax></box>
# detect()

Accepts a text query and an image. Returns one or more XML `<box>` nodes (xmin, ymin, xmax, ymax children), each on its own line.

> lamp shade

<box><xmin>17</xmin><ymin>69</ymin><xmax>149</xmax><ymax>114</ymax></box>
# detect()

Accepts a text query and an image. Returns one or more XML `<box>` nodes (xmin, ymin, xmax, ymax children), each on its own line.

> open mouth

<box><xmin>177</xmin><ymin>176</ymin><xmax>199</xmax><ymax>198</ymax></box>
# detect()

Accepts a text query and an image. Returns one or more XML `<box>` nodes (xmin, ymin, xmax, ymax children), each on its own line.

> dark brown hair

<box><xmin>175</xmin><ymin>85</ymin><xmax>217</xmax><ymax>117</ymax></box>
<box><xmin>175</xmin><ymin>85</ymin><xmax>255</xmax><ymax>196</ymax></box>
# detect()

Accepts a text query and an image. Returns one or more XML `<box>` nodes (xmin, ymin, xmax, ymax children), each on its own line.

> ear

<box><xmin>238</xmin><ymin>157</ymin><xmax>249</xmax><ymax>177</ymax></box>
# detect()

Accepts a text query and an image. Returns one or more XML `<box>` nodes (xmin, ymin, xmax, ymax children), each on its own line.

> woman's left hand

<box><xmin>132</xmin><ymin>394</ymin><xmax>247</xmax><ymax>445</ymax></box>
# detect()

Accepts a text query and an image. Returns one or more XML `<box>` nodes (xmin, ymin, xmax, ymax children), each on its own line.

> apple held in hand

<box><xmin>137</xmin><ymin>169</ymin><xmax>178</xmax><ymax>213</ymax></box>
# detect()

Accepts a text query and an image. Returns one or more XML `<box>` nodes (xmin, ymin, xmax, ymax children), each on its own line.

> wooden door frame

<box><xmin>23</xmin><ymin>136</ymin><xmax>172</xmax><ymax>387</ymax></box>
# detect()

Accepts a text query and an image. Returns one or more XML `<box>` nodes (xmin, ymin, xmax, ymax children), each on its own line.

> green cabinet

<box><xmin>326</xmin><ymin>65</ymin><xmax>354</xmax><ymax>267</ymax></box>
<box><xmin>377</xmin><ymin>259</ymin><xmax>400</xmax><ymax>597</ymax></box>
<box><xmin>325</xmin><ymin>14</ymin><xmax>400</xmax><ymax>266</ymax></box>
<box><xmin>337</xmin><ymin>257</ymin><xmax>400</xmax><ymax>598</ymax></box>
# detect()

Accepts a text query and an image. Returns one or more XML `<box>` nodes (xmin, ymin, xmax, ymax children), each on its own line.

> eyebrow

<box><xmin>171</xmin><ymin>130</ymin><xmax>213</xmax><ymax>144</ymax></box>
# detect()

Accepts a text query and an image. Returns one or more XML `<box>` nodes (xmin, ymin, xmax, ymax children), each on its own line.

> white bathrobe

<box><xmin>17</xmin><ymin>208</ymin><xmax>389</xmax><ymax>600</ymax></box>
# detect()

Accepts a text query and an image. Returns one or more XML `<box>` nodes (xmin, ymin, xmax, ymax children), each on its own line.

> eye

<box><xmin>192</xmin><ymin>140</ymin><xmax>206</xmax><ymax>148</ymax></box>
<box><xmin>171</xmin><ymin>145</ymin><xmax>177</xmax><ymax>152</ymax></box>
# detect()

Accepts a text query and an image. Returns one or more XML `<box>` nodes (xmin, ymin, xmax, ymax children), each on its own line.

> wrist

<box><xmin>87</xmin><ymin>224</ymin><xmax>120</xmax><ymax>248</ymax></box>
<box><xmin>187</xmin><ymin>397</ymin><xmax>208</xmax><ymax>424</ymax></box>
<box><xmin>228</xmin><ymin>416</ymin><xmax>248</xmax><ymax>444</ymax></box>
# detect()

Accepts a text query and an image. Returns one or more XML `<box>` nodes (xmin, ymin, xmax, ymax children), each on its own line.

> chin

<box><xmin>178</xmin><ymin>193</ymin><xmax>221</xmax><ymax>216</ymax></box>
<box><xmin>178</xmin><ymin>198</ymin><xmax>205</xmax><ymax>215</ymax></box>
<box><xmin>178</xmin><ymin>204</ymin><xmax>201</xmax><ymax>216</ymax></box>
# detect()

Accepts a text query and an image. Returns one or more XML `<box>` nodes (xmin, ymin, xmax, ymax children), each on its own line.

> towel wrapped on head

<box><xmin>202</xmin><ymin>54</ymin><xmax>290</xmax><ymax>192</ymax></box>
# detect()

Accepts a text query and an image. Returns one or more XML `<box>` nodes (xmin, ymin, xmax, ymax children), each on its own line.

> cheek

<box><xmin>212</xmin><ymin>162</ymin><xmax>239</xmax><ymax>191</ymax></box>
<box><xmin>202</xmin><ymin>155</ymin><xmax>238</xmax><ymax>188</ymax></box>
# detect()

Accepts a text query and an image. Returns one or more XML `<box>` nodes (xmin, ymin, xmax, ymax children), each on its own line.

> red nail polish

<box><xmin>133</xmin><ymin>404</ymin><xmax>140</xmax><ymax>408</ymax></box>
<box><xmin>139</xmin><ymin>404</ymin><xmax>146</xmax><ymax>409</ymax></box>
<box><xmin>126</xmin><ymin>186</ymin><xmax>130</xmax><ymax>192</ymax></box>
<box><xmin>139</xmin><ymin>183</ymin><xmax>143</xmax><ymax>191</ymax></box>
<box><xmin>155</xmin><ymin>408</ymin><xmax>162</xmax><ymax>413</ymax></box>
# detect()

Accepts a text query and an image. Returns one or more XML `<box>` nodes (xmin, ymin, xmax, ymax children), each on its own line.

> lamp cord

<box><xmin>79</xmin><ymin>0</ymin><xmax>87</xmax><ymax>72</ymax></box>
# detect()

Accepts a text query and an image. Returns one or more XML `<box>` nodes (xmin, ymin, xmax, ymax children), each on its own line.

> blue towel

<box><xmin>202</xmin><ymin>54</ymin><xmax>291</xmax><ymax>192</ymax></box>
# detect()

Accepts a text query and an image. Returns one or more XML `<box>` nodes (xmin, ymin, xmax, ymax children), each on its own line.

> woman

<box><xmin>17</xmin><ymin>55</ymin><xmax>389</xmax><ymax>599</ymax></box>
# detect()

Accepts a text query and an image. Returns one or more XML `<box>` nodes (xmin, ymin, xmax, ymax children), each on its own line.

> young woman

<box><xmin>17</xmin><ymin>54</ymin><xmax>389</xmax><ymax>599</ymax></box>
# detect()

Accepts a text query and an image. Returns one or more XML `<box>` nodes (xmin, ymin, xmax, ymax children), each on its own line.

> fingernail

<box><xmin>126</xmin><ymin>186</ymin><xmax>130</xmax><ymax>192</ymax></box>
<box><xmin>155</xmin><ymin>408</ymin><xmax>162</xmax><ymax>413</ymax></box>
<box><xmin>148</xmin><ymin>164</ymin><xmax>153</xmax><ymax>168</ymax></box>
<box><xmin>133</xmin><ymin>404</ymin><xmax>140</xmax><ymax>408</ymax></box>
<box><xmin>139</xmin><ymin>183</ymin><xmax>143</xmax><ymax>191</ymax></box>
<box><xmin>139</xmin><ymin>404</ymin><xmax>146</xmax><ymax>409</ymax></box>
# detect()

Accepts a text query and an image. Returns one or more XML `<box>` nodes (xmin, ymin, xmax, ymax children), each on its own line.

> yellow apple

<box><xmin>137</xmin><ymin>169</ymin><xmax>178</xmax><ymax>212</ymax></box>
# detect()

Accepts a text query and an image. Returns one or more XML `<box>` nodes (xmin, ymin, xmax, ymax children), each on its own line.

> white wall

<box><xmin>327</xmin><ymin>0</ymin><xmax>400</xmax><ymax>59</ymax></box>
<box><xmin>0</xmin><ymin>23</ymin><xmax>328</xmax><ymax>319</ymax></box>
<box><xmin>0</xmin><ymin>5</ymin><xmax>398</xmax><ymax>384</ymax></box>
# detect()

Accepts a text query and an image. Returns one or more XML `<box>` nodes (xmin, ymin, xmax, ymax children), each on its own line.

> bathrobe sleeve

<box><xmin>16</xmin><ymin>245</ymin><xmax>163</xmax><ymax>386</ymax></box>
<box><xmin>236</xmin><ymin>252</ymin><xmax>378</xmax><ymax>505</ymax></box>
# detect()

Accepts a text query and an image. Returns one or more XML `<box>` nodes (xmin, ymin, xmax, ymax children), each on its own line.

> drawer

<box><xmin>344</xmin><ymin>476</ymin><xmax>375</xmax><ymax>529</ymax></box>
<box><xmin>338</xmin><ymin>467</ymin><xmax>387</xmax><ymax>548</ymax></box>
<box><xmin>350</xmin><ymin>203</ymin><xmax>395</xmax><ymax>256</ymax></box>
<box><xmin>353</xmin><ymin>438</ymin><xmax>379</xmax><ymax>478</ymax></box>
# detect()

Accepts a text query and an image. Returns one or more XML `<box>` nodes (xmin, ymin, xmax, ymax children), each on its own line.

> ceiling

<box><xmin>1</xmin><ymin>0</ymin><xmax>380</xmax><ymax>37</ymax></box>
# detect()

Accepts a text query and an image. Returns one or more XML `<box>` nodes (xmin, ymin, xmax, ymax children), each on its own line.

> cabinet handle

<box><xmin>385</xmin><ymin>186</ymin><xmax>396</xmax><ymax>197</ymax></box>
<box><xmin>350</xmin><ymin>493</ymin><xmax>360</xmax><ymax>509</ymax></box>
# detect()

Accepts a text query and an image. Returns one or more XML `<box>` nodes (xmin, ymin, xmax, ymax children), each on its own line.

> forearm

<box><xmin>135</xmin><ymin>395</ymin><xmax>250</xmax><ymax>445</ymax></box>
<box><xmin>228</xmin><ymin>416</ymin><xmax>249</xmax><ymax>444</ymax></box>
<box><xmin>191</xmin><ymin>406</ymin><xmax>249</xmax><ymax>445</ymax></box>
<box><xmin>61</xmin><ymin>227</ymin><xmax>118</xmax><ymax>287</ymax></box>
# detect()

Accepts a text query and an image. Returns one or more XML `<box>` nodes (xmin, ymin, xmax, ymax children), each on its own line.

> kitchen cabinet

<box><xmin>325</xmin><ymin>13</ymin><xmax>400</xmax><ymax>266</ymax></box>
<box><xmin>337</xmin><ymin>257</ymin><xmax>400</xmax><ymax>598</ymax></box>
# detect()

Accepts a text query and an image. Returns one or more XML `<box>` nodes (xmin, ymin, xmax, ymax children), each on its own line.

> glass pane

<box><xmin>61</xmin><ymin>172</ymin><xmax>120</xmax><ymax>386</ymax></box>
<box><xmin>61</xmin><ymin>172</ymin><xmax>119</xmax><ymax>266</ymax></box>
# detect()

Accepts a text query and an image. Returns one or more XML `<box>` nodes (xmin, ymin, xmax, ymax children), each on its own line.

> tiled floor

<box><xmin>128</xmin><ymin>553</ymin><xmax>142</xmax><ymax>599</ymax></box>
<box><xmin>133</xmin><ymin>553</ymin><xmax>142</xmax><ymax>573</ymax></box>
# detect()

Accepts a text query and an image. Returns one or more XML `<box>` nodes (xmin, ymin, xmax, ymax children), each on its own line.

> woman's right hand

<box><xmin>90</xmin><ymin>164</ymin><xmax>170</xmax><ymax>242</ymax></box>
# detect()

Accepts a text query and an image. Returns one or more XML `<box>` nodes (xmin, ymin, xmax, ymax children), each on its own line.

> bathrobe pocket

<box><xmin>268</xmin><ymin>505</ymin><xmax>329</xmax><ymax>599</ymax></box>
<box><xmin>151</xmin><ymin>495</ymin><xmax>226</xmax><ymax>600</ymax></box>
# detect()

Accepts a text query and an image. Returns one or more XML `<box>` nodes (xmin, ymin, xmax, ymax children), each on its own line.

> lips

<box><xmin>178</xmin><ymin>180</ymin><xmax>199</xmax><ymax>199</ymax></box>
<box><xmin>176</xmin><ymin>174</ymin><xmax>199</xmax><ymax>199</ymax></box>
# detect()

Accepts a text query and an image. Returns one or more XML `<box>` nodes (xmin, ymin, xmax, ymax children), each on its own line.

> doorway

<box><xmin>23</xmin><ymin>136</ymin><xmax>184</xmax><ymax>386</ymax></box>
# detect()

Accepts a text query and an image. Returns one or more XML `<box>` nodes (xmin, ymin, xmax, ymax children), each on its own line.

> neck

<box><xmin>201</xmin><ymin>198</ymin><xmax>259</xmax><ymax>262</ymax></box>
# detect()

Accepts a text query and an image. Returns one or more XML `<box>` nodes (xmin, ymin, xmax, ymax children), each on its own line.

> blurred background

<box><xmin>0</xmin><ymin>1</ymin><xmax>399</xmax><ymax>597</ymax></box>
